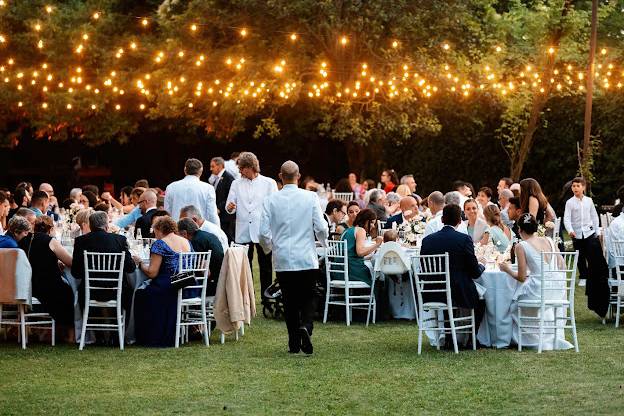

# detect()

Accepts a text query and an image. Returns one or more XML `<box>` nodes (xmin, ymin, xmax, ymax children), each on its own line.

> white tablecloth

<box><xmin>476</xmin><ymin>269</ymin><xmax>521</xmax><ymax>348</ymax></box>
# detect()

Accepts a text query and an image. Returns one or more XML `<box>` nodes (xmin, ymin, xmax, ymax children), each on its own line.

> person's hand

<box><xmin>227</xmin><ymin>202</ymin><xmax>236</xmax><ymax>211</ymax></box>
<box><xmin>499</xmin><ymin>262</ymin><xmax>512</xmax><ymax>274</ymax></box>
<box><xmin>49</xmin><ymin>195</ymin><xmax>58</xmax><ymax>208</ymax></box>
<box><xmin>477</xmin><ymin>256</ymin><xmax>486</xmax><ymax>265</ymax></box>
<box><xmin>57</xmin><ymin>260</ymin><xmax>65</xmax><ymax>272</ymax></box>
<box><xmin>101</xmin><ymin>192</ymin><xmax>112</xmax><ymax>202</ymax></box>
<box><xmin>132</xmin><ymin>255</ymin><xmax>141</xmax><ymax>266</ymax></box>
<box><xmin>569</xmin><ymin>231</ymin><xmax>576</xmax><ymax>239</ymax></box>
<box><xmin>374</xmin><ymin>236</ymin><xmax>383</xmax><ymax>246</ymax></box>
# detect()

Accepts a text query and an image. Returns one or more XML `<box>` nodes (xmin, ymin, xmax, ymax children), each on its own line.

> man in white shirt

<box><xmin>179</xmin><ymin>205</ymin><xmax>229</xmax><ymax>253</ymax></box>
<box><xmin>606</xmin><ymin>209</ymin><xmax>624</xmax><ymax>269</ymax></box>
<box><xmin>224</xmin><ymin>152</ymin><xmax>242</xmax><ymax>180</ymax></box>
<box><xmin>260</xmin><ymin>161</ymin><xmax>328</xmax><ymax>354</ymax></box>
<box><xmin>424</xmin><ymin>191</ymin><xmax>445</xmax><ymax>237</ymax></box>
<box><xmin>226</xmin><ymin>152</ymin><xmax>278</xmax><ymax>301</ymax></box>
<box><xmin>164</xmin><ymin>158</ymin><xmax>220</xmax><ymax>224</ymax></box>
<box><xmin>563</xmin><ymin>177</ymin><xmax>609</xmax><ymax>317</ymax></box>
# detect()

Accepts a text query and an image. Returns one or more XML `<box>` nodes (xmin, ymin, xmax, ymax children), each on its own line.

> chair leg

<box><xmin>553</xmin><ymin>307</ymin><xmax>559</xmax><ymax>347</ymax></box>
<box><xmin>448</xmin><ymin>308</ymin><xmax>458</xmax><ymax>354</ymax></box>
<box><xmin>117</xmin><ymin>309</ymin><xmax>125</xmax><ymax>351</ymax></box>
<box><xmin>517</xmin><ymin>306</ymin><xmax>523</xmax><ymax>352</ymax></box>
<box><xmin>323</xmin><ymin>283</ymin><xmax>330</xmax><ymax>324</ymax></box>
<box><xmin>366</xmin><ymin>278</ymin><xmax>376</xmax><ymax>327</ymax></box>
<box><xmin>174</xmin><ymin>291</ymin><xmax>182</xmax><ymax>348</ymax></box>
<box><xmin>220</xmin><ymin>332</ymin><xmax>225</xmax><ymax>344</ymax></box>
<box><xmin>537</xmin><ymin>307</ymin><xmax>545</xmax><ymax>354</ymax></box>
<box><xmin>19</xmin><ymin>304</ymin><xmax>26</xmax><ymax>350</ymax></box>
<box><xmin>345</xmin><ymin>286</ymin><xmax>351</xmax><ymax>326</ymax></box>
<box><xmin>202</xmin><ymin>307</ymin><xmax>209</xmax><ymax>347</ymax></box>
<box><xmin>570</xmin><ymin>306</ymin><xmax>579</xmax><ymax>353</ymax></box>
<box><xmin>51</xmin><ymin>318</ymin><xmax>56</xmax><ymax>347</ymax></box>
<box><xmin>616</xmin><ymin>297</ymin><xmax>621</xmax><ymax>328</ymax></box>
<box><xmin>471</xmin><ymin>309</ymin><xmax>476</xmax><ymax>351</ymax></box>
<box><xmin>79</xmin><ymin>305</ymin><xmax>89</xmax><ymax>351</ymax></box>
<box><xmin>408</xmin><ymin>271</ymin><xmax>419</xmax><ymax>324</ymax></box>
<box><xmin>417</xmin><ymin>327</ymin><xmax>423</xmax><ymax>355</ymax></box>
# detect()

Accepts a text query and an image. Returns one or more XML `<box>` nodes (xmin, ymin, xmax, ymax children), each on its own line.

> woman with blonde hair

<box><xmin>483</xmin><ymin>205</ymin><xmax>511</xmax><ymax>253</ymax></box>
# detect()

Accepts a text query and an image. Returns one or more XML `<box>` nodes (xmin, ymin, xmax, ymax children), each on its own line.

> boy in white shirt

<box><xmin>563</xmin><ymin>177</ymin><xmax>610</xmax><ymax>317</ymax></box>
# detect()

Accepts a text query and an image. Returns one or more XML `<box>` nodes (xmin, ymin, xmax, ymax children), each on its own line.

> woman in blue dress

<box><xmin>134</xmin><ymin>216</ymin><xmax>193</xmax><ymax>347</ymax></box>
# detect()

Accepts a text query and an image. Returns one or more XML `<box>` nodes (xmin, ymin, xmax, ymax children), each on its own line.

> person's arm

<box><xmin>478</xmin><ymin>229</ymin><xmax>490</xmax><ymax>246</ymax></box>
<box><xmin>590</xmin><ymin>199</ymin><xmax>600</xmax><ymax>236</ymax></box>
<box><xmin>204</xmin><ymin>186</ymin><xmax>220</xmax><ymax>226</ymax></box>
<box><xmin>258</xmin><ymin>198</ymin><xmax>273</xmax><ymax>254</ymax></box>
<box><xmin>49</xmin><ymin>238</ymin><xmax>72</xmax><ymax>267</ymax></box>
<box><xmin>313</xmin><ymin>194</ymin><xmax>329</xmax><ymax>245</ymax></box>
<box><xmin>164</xmin><ymin>186</ymin><xmax>172</xmax><ymax>216</ymax></box>
<box><xmin>115</xmin><ymin>205</ymin><xmax>141</xmax><ymax>228</ymax></box>
<box><xmin>138</xmin><ymin>253</ymin><xmax>162</xmax><ymax>279</ymax></box>
<box><xmin>528</xmin><ymin>196</ymin><xmax>540</xmax><ymax>218</ymax></box>
<box><xmin>500</xmin><ymin>244</ymin><xmax>528</xmax><ymax>282</ymax></box>
<box><xmin>462</xmin><ymin>236</ymin><xmax>485</xmax><ymax>279</ymax></box>
<box><xmin>563</xmin><ymin>199</ymin><xmax>575</xmax><ymax>238</ymax></box>
<box><xmin>545</xmin><ymin>203</ymin><xmax>556</xmax><ymax>223</ymax></box>
<box><xmin>101</xmin><ymin>192</ymin><xmax>123</xmax><ymax>210</ymax></box>
<box><xmin>225</xmin><ymin>181</ymin><xmax>238</xmax><ymax>214</ymax></box>
<box><xmin>354</xmin><ymin>227</ymin><xmax>381</xmax><ymax>257</ymax></box>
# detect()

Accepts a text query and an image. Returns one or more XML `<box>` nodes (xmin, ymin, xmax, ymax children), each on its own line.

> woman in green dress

<box><xmin>483</xmin><ymin>204</ymin><xmax>512</xmax><ymax>253</ymax></box>
<box><xmin>340</xmin><ymin>208</ymin><xmax>382</xmax><ymax>285</ymax></box>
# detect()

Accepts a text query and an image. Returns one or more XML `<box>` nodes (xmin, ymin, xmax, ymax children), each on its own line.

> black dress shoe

<box><xmin>288</xmin><ymin>348</ymin><xmax>300</xmax><ymax>354</ymax></box>
<box><xmin>299</xmin><ymin>327</ymin><xmax>313</xmax><ymax>355</ymax></box>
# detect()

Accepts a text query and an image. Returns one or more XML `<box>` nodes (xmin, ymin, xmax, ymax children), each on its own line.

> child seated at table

<box><xmin>383</xmin><ymin>229</ymin><xmax>398</xmax><ymax>243</ymax></box>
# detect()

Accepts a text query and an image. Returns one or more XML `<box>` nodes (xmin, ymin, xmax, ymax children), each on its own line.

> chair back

<box><xmin>611</xmin><ymin>241</ymin><xmax>624</xmax><ymax>296</ymax></box>
<box><xmin>230</xmin><ymin>242</ymin><xmax>249</xmax><ymax>254</ymax></box>
<box><xmin>83</xmin><ymin>252</ymin><xmax>125</xmax><ymax>305</ymax></box>
<box><xmin>538</xmin><ymin>251</ymin><xmax>578</xmax><ymax>306</ymax></box>
<box><xmin>334</xmin><ymin>192</ymin><xmax>353</xmax><ymax>203</ymax></box>
<box><xmin>552</xmin><ymin>217</ymin><xmax>561</xmax><ymax>241</ymax></box>
<box><xmin>411</xmin><ymin>253</ymin><xmax>451</xmax><ymax>309</ymax></box>
<box><xmin>178</xmin><ymin>251</ymin><xmax>212</xmax><ymax>297</ymax></box>
<box><xmin>377</xmin><ymin>220</ymin><xmax>387</xmax><ymax>234</ymax></box>
<box><xmin>375</xmin><ymin>242</ymin><xmax>410</xmax><ymax>275</ymax></box>
<box><xmin>140</xmin><ymin>238</ymin><xmax>157</xmax><ymax>249</ymax></box>
<box><xmin>325</xmin><ymin>240</ymin><xmax>348</xmax><ymax>283</ymax></box>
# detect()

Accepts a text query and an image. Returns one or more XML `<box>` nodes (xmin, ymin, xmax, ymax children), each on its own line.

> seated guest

<box><xmin>606</xmin><ymin>207</ymin><xmax>624</xmax><ymax>269</ymax></box>
<box><xmin>75</xmin><ymin>208</ymin><xmax>93</xmax><ymax>236</ymax></box>
<box><xmin>508</xmin><ymin>197</ymin><xmax>523</xmax><ymax>239</ymax></box>
<box><xmin>380</xmin><ymin>169</ymin><xmax>399</xmax><ymax>193</ymax></box>
<box><xmin>463</xmin><ymin>199</ymin><xmax>489</xmax><ymax>245</ymax></box>
<box><xmin>367</xmin><ymin>189</ymin><xmax>388</xmax><ymax>221</ymax></box>
<box><xmin>385</xmin><ymin>196</ymin><xmax>419</xmax><ymax>229</ymax></box>
<box><xmin>135</xmin><ymin>190</ymin><xmax>158</xmax><ymax>238</ymax></box>
<box><xmin>29</xmin><ymin>191</ymin><xmax>49</xmax><ymax>217</ymax></box>
<box><xmin>483</xmin><ymin>205</ymin><xmax>511</xmax><ymax>253</ymax></box>
<box><xmin>177</xmin><ymin>218</ymin><xmax>225</xmax><ymax>296</ymax></box>
<box><xmin>476</xmin><ymin>187</ymin><xmax>495</xmax><ymax>212</ymax></box>
<box><xmin>0</xmin><ymin>216</ymin><xmax>31</xmax><ymax>248</ymax></box>
<box><xmin>179</xmin><ymin>205</ymin><xmax>228</xmax><ymax>253</ymax></box>
<box><xmin>336</xmin><ymin>201</ymin><xmax>360</xmax><ymax>235</ymax></box>
<box><xmin>510</xmin><ymin>182</ymin><xmax>521</xmax><ymax>198</ymax></box>
<box><xmin>420</xmin><ymin>204</ymin><xmax>486</xmax><ymax>333</ymax></box>
<box><xmin>423</xmin><ymin>191</ymin><xmax>445</xmax><ymax>237</ymax></box>
<box><xmin>135</xmin><ymin>179</ymin><xmax>150</xmax><ymax>189</ymax></box>
<box><xmin>386</xmin><ymin>192</ymin><xmax>402</xmax><ymax>216</ymax></box>
<box><xmin>93</xmin><ymin>202</ymin><xmax>110</xmax><ymax>213</ymax></box>
<box><xmin>395</xmin><ymin>184</ymin><xmax>411</xmax><ymax>198</ymax></box>
<box><xmin>341</xmin><ymin>209</ymin><xmax>382</xmax><ymax>285</ymax></box>
<box><xmin>114</xmin><ymin>187</ymin><xmax>145</xmax><ymax>229</ymax></box>
<box><xmin>14</xmin><ymin>207</ymin><xmax>36</xmax><ymax>228</ymax></box>
<box><xmin>82</xmin><ymin>185</ymin><xmax>100</xmax><ymax>200</ymax></box>
<box><xmin>324</xmin><ymin>199</ymin><xmax>347</xmax><ymax>233</ymax></box>
<box><xmin>18</xmin><ymin>216</ymin><xmax>74</xmax><ymax>341</ymax></box>
<box><xmin>39</xmin><ymin>183</ymin><xmax>59</xmax><ymax>218</ymax></box>
<box><xmin>498</xmin><ymin>189</ymin><xmax>515</xmax><ymax>228</ymax></box>
<box><xmin>383</xmin><ymin>229</ymin><xmax>398</xmax><ymax>243</ymax></box>
<box><xmin>8</xmin><ymin>187</ymin><xmax>30</xmax><ymax>220</ymax></box>
<box><xmin>134</xmin><ymin>216</ymin><xmax>193</xmax><ymax>347</ymax></box>
<box><xmin>71</xmin><ymin>212</ymin><xmax>136</xmax><ymax>311</ymax></box>
<box><xmin>69</xmin><ymin>188</ymin><xmax>82</xmax><ymax>204</ymax></box>
<box><xmin>0</xmin><ymin>190</ymin><xmax>10</xmax><ymax>233</ymax></box>
<box><xmin>80</xmin><ymin>191</ymin><xmax>97</xmax><ymax>208</ymax></box>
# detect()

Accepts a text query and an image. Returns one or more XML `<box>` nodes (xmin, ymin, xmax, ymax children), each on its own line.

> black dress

<box><xmin>19</xmin><ymin>233</ymin><xmax>74</xmax><ymax>325</ymax></box>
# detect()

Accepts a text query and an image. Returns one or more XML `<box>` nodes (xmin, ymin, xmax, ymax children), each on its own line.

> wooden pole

<box><xmin>581</xmin><ymin>0</ymin><xmax>598</xmax><ymax>181</ymax></box>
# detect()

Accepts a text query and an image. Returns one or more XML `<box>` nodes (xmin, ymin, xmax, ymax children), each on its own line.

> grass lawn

<box><xmin>1</xmin><ymin>262</ymin><xmax>623</xmax><ymax>415</ymax></box>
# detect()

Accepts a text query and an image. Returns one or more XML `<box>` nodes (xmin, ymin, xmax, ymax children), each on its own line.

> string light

<box><xmin>141</xmin><ymin>18</ymin><xmax>148</xmax><ymax>27</ymax></box>
<box><xmin>45</xmin><ymin>5</ymin><xmax>53</xmax><ymax>14</ymax></box>
<box><xmin>240</xmin><ymin>28</ymin><xmax>248</xmax><ymax>37</ymax></box>
<box><xmin>340</xmin><ymin>36</ymin><xmax>348</xmax><ymax>46</ymax></box>
<box><xmin>92</xmin><ymin>12</ymin><xmax>100</xmax><ymax>20</ymax></box>
<box><xmin>290</xmin><ymin>33</ymin><xmax>297</xmax><ymax>41</ymax></box>
<box><xmin>190</xmin><ymin>24</ymin><xmax>197</xmax><ymax>32</ymax></box>
<box><xmin>392</xmin><ymin>41</ymin><xmax>399</xmax><ymax>48</ymax></box>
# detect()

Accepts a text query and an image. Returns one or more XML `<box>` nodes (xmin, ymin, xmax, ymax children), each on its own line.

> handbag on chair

<box><xmin>170</xmin><ymin>271</ymin><xmax>196</xmax><ymax>290</ymax></box>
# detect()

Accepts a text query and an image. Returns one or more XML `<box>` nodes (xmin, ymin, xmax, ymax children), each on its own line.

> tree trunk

<box><xmin>581</xmin><ymin>0</ymin><xmax>598</xmax><ymax>185</ymax></box>
<box><xmin>509</xmin><ymin>0</ymin><xmax>573</xmax><ymax>181</ymax></box>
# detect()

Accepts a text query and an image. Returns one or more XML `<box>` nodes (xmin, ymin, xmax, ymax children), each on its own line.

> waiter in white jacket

<box><xmin>226</xmin><ymin>152</ymin><xmax>278</xmax><ymax>304</ymax></box>
<box><xmin>260</xmin><ymin>161</ymin><xmax>328</xmax><ymax>355</ymax></box>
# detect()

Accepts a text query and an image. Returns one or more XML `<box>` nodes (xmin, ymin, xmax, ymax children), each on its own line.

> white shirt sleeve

<box><xmin>563</xmin><ymin>199</ymin><xmax>574</xmax><ymax>234</ymax></box>
<box><xmin>164</xmin><ymin>185</ymin><xmax>173</xmax><ymax>216</ymax></box>
<box><xmin>312</xmin><ymin>194</ymin><xmax>329</xmax><ymax>245</ymax></box>
<box><xmin>259</xmin><ymin>198</ymin><xmax>273</xmax><ymax>254</ymax></box>
<box><xmin>204</xmin><ymin>185</ymin><xmax>220</xmax><ymax>226</ymax></box>
<box><xmin>590</xmin><ymin>199</ymin><xmax>600</xmax><ymax>236</ymax></box>
<box><xmin>225</xmin><ymin>181</ymin><xmax>238</xmax><ymax>214</ymax></box>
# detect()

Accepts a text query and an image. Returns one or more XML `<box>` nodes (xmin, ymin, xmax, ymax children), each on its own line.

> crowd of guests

<box><xmin>1</xmin><ymin>155</ymin><xmax>622</xmax><ymax>349</ymax></box>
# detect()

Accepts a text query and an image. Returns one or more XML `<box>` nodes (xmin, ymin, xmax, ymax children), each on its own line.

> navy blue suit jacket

<box><xmin>384</xmin><ymin>213</ymin><xmax>403</xmax><ymax>229</ymax></box>
<box><xmin>419</xmin><ymin>225</ymin><xmax>484</xmax><ymax>309</ymax></box>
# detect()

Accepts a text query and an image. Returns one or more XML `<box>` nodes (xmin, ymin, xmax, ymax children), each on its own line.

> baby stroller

<box><xmin>262</xmin><ymin>281</ymin><xmax>285</xmax><ymax>319</ymax></box>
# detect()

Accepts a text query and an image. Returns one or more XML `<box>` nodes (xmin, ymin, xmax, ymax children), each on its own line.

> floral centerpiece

<box><xmin>397</xmin><ymin>211</ymin><xmax>427</xmax><ymax>246</ymax></box>
<box><xmin>538</xmin><ymin>221</ymin><xmax>562</xmax><ymax>246</ymax></box>
<box><xmin>474</xmin><ymin>241</ymin><xmax>511</xmax><ymax>265</ymax></box>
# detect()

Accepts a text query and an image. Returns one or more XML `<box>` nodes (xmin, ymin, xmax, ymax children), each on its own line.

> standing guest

<box><xmin>336</xmin><ymin>201</ymin><xmax>360</xmax><ymax>235</ymax></box>
<box><xmin>385</xmin><ymin>196</ymin><xmax>419</xmax><ymax>229</ymax></box>
<box><xmin>259</xmin><ymin>161</ymin><xmax>328</xmax><ymax>354</ymax></box>
<box><xmin>563</xmin><ymin>177</ymin><xmax>610</xmax><ymax>318</ymax></box>
<box><xmin>135</xmin><ymin>190</ymin><xmax>158</xmax><ymax>238</ymax></box>
<box><xmin>476</xmin><ymin>187</ymin><xmax>495</xmax><ymax>211</ymax></box>
<box><xmin>165</xmin><ymin>158</ymin><xmax>220</xmax><ymax>224</ymax></box>
<box><xmin>8</xmin><ymin>187</ymin><xmax>30</xmax><ymax>219</ymax></box>
<box><xmin>400</xmin><ymin>174</ymin><xmax>421</xmax><ymax>201</ymax></box>
<box><xmin>209</xmin><ymin>157</ymin><xmax>236</xmax><ymax>242</ymax></box>
<box><xmin>80</xmin><ymin>191</ymin><xmax>97</xmax><ymax>209</ymax></box>
<box><xmin>380</xmin><ymin>169</ymin><xmax>399</xmax><ymax>193</ymax></box>
<box><xmin>134</xmin><ymin>216</ymin><xmax>193</xmax><ymax>347</ymax></box>
<box><xmin>135</xmin><ymin>179</ymin><xmax>149</xmax><ymax>189</ymax></box>
<box><xmin>463</xmin><ymin>199</ymin><xmax>489</xmax><ymax>245</ymax></box>
<box><xmin>29</xmin><ymin>191</ymin><xmax>49</xmax><ymax>218</ymax></box>
<box><xmin>225</xmin><ymin>152</ymin><xmax>242</xmax><ymax>180</ymax></box>
<box><xmin>324</xmin><ymin>199</ymin><xmax>347</xmax><ymax>233</ymax></box>
<box><xmin>18</xmin><ymin>216</ymin><xmax>74</xmax><ymax>341</ymax></box>
<box><xmin>180</xmin><ymin>205</ymin><xmax>228</xmax><ymax>253</ymax></box>
<box><xmin>71</xmin><ymin>212</ymin><xmax>136</xmax><ymax>312</ymax></box>
<box><xmin>0</xmin><ymin>190</ymin><xmax>10</xmax><ymax>233</ymax></box>
<box><xmin>0</xmin><ymin>216</ymin><xmax>31</xmax><ymax>248</ymax></box>
<box><xmin>510</xmin><ymin>182</ymin><xmax>521</xmax><ymax>198</ymax></box>
<box><xmin>497</xmin><ymin>177</ymin><xmax>513</xmax><ymax>197</ymax></box>
<box><xmin>341</xmin><ymin>209</ymin><xmax>382</xmax><ymax>286</ymax></box>
<box><xmin>420</xmin><ymin>204</ymin><xmax>486</xmax><ymax>336</ymax></box>
<box><xmin>226</xmin><ymin>152</ymin><xmax>278</xmax><ymax>303</ymax></box>
<box><xmin>520</xmin><ymin>178</ymin><xmax>555</xmax><ymax>226</ymax></box>
<box><xmin>177</xmin><ymin>218</ymin><xmax>224</xmax><ymax>296</ymax></box>
<box><xmin>483</xmin><ymin>205</ymin><xmax>511</xmax><ymax>253</ymax></box>
<box><xmin>69</xmin><ymin>188</ymin><xmax>83</xmax><ymax>204</ymax></box>
<box><xmin>498</xmin><ymin>189</ymin><xmax>515</xmax><ymax>228</ymax></box>
<box><xmin>424</xmin><ymin>191</ymin><xmax>445</xmax><ymax>237</ymax></box>
<box><xmin>367</xmin><ymin>189</ymin><xmax>388</xmax><ymax>221</ymax></box>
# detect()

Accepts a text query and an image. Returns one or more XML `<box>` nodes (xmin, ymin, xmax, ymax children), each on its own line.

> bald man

<box><xmin>135</xmin><ymin>189</ymin><xmax>158</xmax><ymax>238</ymax></box>
<box><xmin>385</xmin><ymin>196</ymin><xmax>419</xmax><ymax>229</ymax></box>
<box><xmin>259</xmin><ymin>160</ymin><xmax>328</xmax><ymax>354</ymax></box>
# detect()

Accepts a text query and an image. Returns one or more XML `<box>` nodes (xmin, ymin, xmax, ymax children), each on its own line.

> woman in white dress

<box><xmin>500</xmin><ymin>213</ymin><xmax>573</xmax><ymax>350</ymax></box>
<box><xmin>463</xmin><ymin>199</ymin><xmax>489</xmax><ymax>245</ymax></box>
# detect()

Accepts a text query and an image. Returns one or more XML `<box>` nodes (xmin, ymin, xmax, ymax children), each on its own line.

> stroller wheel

<box><xmin>273</xmin><ymin>306</ymin><xmax>282</xmax><ymax>319</ymax></box>
<box><xmin>263</xmin><ymin>304</ymin><xmax>274</xmax><ymax>319</ymax></box>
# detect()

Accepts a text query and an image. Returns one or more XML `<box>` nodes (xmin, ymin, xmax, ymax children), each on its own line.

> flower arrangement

<box><xmin>398</xmin><ymin>211</ymin><xmax>427</xmax><ymax>245</ymax></box>
<box><xmin>474</xmin><ymin>241</ymin><xmax>511</xmax><ymax>264</ymax></box>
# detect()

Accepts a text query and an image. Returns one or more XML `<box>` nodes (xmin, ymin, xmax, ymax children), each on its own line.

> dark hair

<box><xmin>82</xmin><ymin>184</ymin><xmax>99</xmax><ymax>197</ymax></box>
<box><xmin>325</xmin><ymin>199</ymin><xmax>345</xmax><ymax>215</ymax></box>
<box><xmin>61</xmin><ymin>198</ymin><xmax>73</xmax><ymax>210</ymax></box>
<box><xmin>347</xmin><ymin>201</ymin><xmax>360</xmax><ymax>211</ymax></box>
<box><xmin>382</xmin><ymin>169</ymin><xmax>399</xmax><ymax>185</ymax></box>
<box><xmin>150</xmin><ymin>210</ymin><xmax>170</xmax><ymax>226</ymax></box>
<box><xmin>185</xmin><ymin>158</ymin><xmax>203</xmax><ymax>175</ymax></box>
<box><xmin>34</xmin><ymin>215</ymin><xmax>54</xmax><ymax>234</ymax></box>
<box><xmin>364</xmin><ymin>179</ymin><xmax>376</xmax><ymax>190</ymax></box>
<box><xmin>478</xmin><ymin>187</ymin><xmax>493</xmax><ymax>200</ymax></box>
<box><xmin>508</xmin><ymin>197</ymin><xmax>521</xmax><ymax>210</ymax></box>
<box><xmin>177</xmin><ymin>217</ymin><xmax>199</xmax><ymax>236</ymax></box>
<box><xmin>93</xmin><ymin>202</ymin><xmax>110</xmax><ymax>212</ymax></box>
<box><xmin>571</xmin><ymin>177</ymin><xmax>586</xmax><ymax>186</ymax></box>
<box><xmin>442</xmin><ymin>204</ymin><xmax>462</xmax><ymax>226</ymax></box>
<box><xmin>16</xmin><ymin>182</ymin><xmax>32</xmax><ymax>192</ymax></box>
<box><xmin>353</xmin><ymin>208</ymin><xmax>377</xmax><ymax>233</ymax></box>
<box><xmin>82</xmin><ymin>191</ymin><xmax>97</xmax><ymax>208</ymax></box>
<box><xmin>453</xmin><ymin>180</ymin><xmax>467</xmax><ymax>190</ymax></box>
<box><xmin>517</xmin><ymin>213</ymin><xmax>538</xmax><ymax>234</ymax></box>
<box><xmin>519</xmin><ymin>178</ymin><xmax>548</xmax><ymax>213</ymax></box>
<box><xmin>500</xmin><ymin>177</ymin><xmax>513</xmax><ymax>187</ymax></box>
<box><xmin>130</xmin><ymin>187</ymin><xmax>145</xmax><ymax>198</ymax></box>
<box><xmin>230</xmin><ymin>152</ymin><xmax>240</xmax><ymax>159</ymax></box>
<box><xmin>14</xmin><ymin>187</ymin><xmax>29</xmax><ymax>206</ymax></box>
<box><xmin>120</xmin><ymin>186</ymin><xmax>134</xmax><ymax>199</ymax></box>
<box><xmin>134</xmin><ymin>179</ymin><xmax>149</xmax><ymax>188</ymax></box>
<box><xmin>153</xmin><ymin>215</ymin><xmax>177</xmax><ymax>235</ymax></box>
<box><xmin>31</xmin><ymin>190</ymin><xmax>49</xmax><ymax>206</ymax></box>
<box><xmin>0</xmin><ymin>190</ymin><xmax>7</xmax><ymax>204</ymax></box>
<box><xmin>465</xmin><ymin>182</ymin><xmax>476</xmax><ymax>198</ymax></box>
<box><xmin>463</xmin><ymin>198</ymin><xmax>478</xmax><ymax>210</ymax></box>
<box><xmin>334</xmin><ymin>178</ymin><xmax>353</xmax><ymax>193</ymax></box>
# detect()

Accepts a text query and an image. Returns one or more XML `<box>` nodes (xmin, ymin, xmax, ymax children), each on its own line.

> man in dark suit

<box><xmin>134</xmin><ymin>190</ymin><xmax>158</xmax><ymax>238</ymax></box>
<box><xmin>210</xmin><ymin>157</ymin><xmax>236</xmax><ymax>242</ymax></box>
<box><xmin>384</xmin><ymin>196</ymin><xmax>419</xmax><ymax>229</ymax></box>
<box><xmin>420</xmin><ymin>204</ymin><xmax>486</xmax><ymax>337</ymax></box>
<box><xmin>177</xmin><ymin>218</ymin><xmax>225</xmax><ymax>296</ymax></box>
<box><xmin>72</xmin><ymin>212</ymin><xmax>136</xmax><ymax>312</ymax></box>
